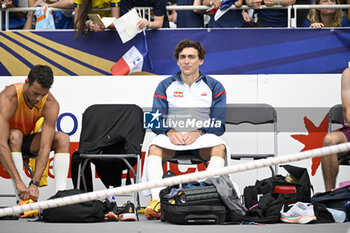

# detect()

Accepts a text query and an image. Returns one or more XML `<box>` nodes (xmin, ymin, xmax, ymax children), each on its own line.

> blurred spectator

<box><xmin>241</xmin><ymin>9</ymin><xmax>255</xmax><ymax>26</ymax></box>
<box><xmin>25</xmin><ymin>0</ymin><xmax>74</xmax><ymax>29</ymax></box>
<box><xmin>168</xmin><ymin>0</ymin><xmax>177</xmax><ymax>27</ymax></box>
<box><xmin>338</xmin><ymin>0</ymin><xmax>350</xmax><ymax>20</ymax></box>
<box><xmin>303</xmin><ymin>0</ymin><xmax>350</xmax><ymax>27</ymax></box>
<box><xmin>294</xmin><ymin>0</ymin><xmax>313</xmax><ymax>27</ymax></box>
<box><xmin>246</xmin><ymin>0</ymin><xmax>296</xmax><ymax>27</ymax></box>
<box><xmin>1</xmin><ymin>0</ymin><xmax>26</xmax><ymax>30</ymax></box>
<box><xmin>73</xmin><ymin>0</ymin><xmax>120</xmax><ymax>36</ymax></box>
<box><xmin>195</xmin><ymin>0</ymin><xmax>244</xmax><ymax>28</ymax></box>
<box><xmin>120</xmin><ymin>0</ymin><xmax>169</xmax><ymax>30</ymax></box>
<box><xmin>172</xmin><ymin>0</ymin><xmax>204</xmax><ymax>28</ymax></box>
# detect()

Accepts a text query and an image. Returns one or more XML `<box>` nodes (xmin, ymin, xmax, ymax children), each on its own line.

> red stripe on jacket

<box><xmin>154</xmin><ymin>94</ymin><xmax>167</xmax><ymax>99</ymax></box>
<box><xmin>213</xmin><ymin>90</ymin><xmax>226</xmax><ymax>98</ymax></box>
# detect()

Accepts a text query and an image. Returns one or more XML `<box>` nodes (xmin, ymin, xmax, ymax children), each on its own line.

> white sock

<box><xmin>53</xmin><ymin>153</ymin><xmax>70</xmax><ymax>192</ymax></box>
<box><xmin>207</xmin><ymin>156</ymin><xmax>225</xmax><ymax>171</ymax></box>
<box><xmin>147</xmin><ymin>155</ymin><xmax>163</xmax><ymax>200</ymax></box>
<box><xmin>11</xmin><ymin>152</ymin><xmax>23</xmax><ymax>202</ymax></box>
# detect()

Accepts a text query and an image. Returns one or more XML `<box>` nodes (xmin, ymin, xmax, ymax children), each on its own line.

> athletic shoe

<box><xmin>117</xmin><ymin>201</ymin><xmax>137</xmax><ymax>221</ymax></box>
<box><xmin>104</xmin><ymin>211</ymin><xmax>118</xmax><ymax>221</ymax></box>
<box><xmin>144</xmin><ymin>199</ymin><xmax>161</xmax><ymax>220</ymax></box>
<box><xmin>18</xmin><ymin>199</ymin><xmax>39</xmax><ymax>218</ymax></box>
<box><xmin>280</xmin><ymin>202</ymin><xmax>316</xmax><ymax>224</ymax></box>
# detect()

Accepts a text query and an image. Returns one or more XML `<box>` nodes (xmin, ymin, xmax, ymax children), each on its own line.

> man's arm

<box><xmin>193</xmin><ymin>0</ymin><xmax>206</xmax><ymax>14</ymax></box>
<box><xmin>27</xmin><ymin>93</ymin><xmax>59</xmax><ymax>201</ymax></box>
<box><xmin>151</xmin><ymin>81</ymin><xmax>170</xmax><ymax>135</ymax></box>
<box><xmin>0</xmin><ymin>86</ymin><xmax>28</xmax><ymax>200</ymax></box>
<box><xmin>341</xmin><ymin>68</ymin><xmax>350</xmax><ymax>125</ymax></box>
<box><xmin>202</xmin><ymin>0</ymin><xmax>221</xmax><ymax>9</ymax></box>
<box><xmin>47</xmin><ymin>0</ymin><xmax>74</xmax><ymax>8</ymax></box>
<box><xmin>23</xmin><ymin>0</ymin><xmax>37</xmax><ymax>29</ymax></box>
<box><xmin>202</xmin><ymin>80</ymin><xmax>226</xmax><ymax>136</ymax></box>
<box><xmin>111</xmin><ymin>5</ymin><xmax>120</xmax><ymax>18</ymax></box>
<box><xmin>263</xmin><ymin>0</ymin><xmax>295</xmax><ymax>6</ymax></box>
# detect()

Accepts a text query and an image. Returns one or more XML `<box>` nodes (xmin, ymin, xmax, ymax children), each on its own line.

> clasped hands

<box><xmin>166</xmin><ymin>129</ymin><xmax>202</xmax><ymax>145</ymax></box>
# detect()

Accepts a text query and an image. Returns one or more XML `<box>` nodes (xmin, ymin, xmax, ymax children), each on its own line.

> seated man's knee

<box><xmin>148</xmin><ymin>145</ymin><xmax>174</xmax><ymax>160</ymax></box>
<box><xmin>149</xmin><ymin>145</ymin><xmax>163</xmax><ymax>155</ymax></box>
<box><xmin>53</xmin><ymin>132</ymin><xmax>70</xmax><ymax>150</ymax></box>
<box><xmin>9</xmin><ymin>129</ymin><xmax>23</xmax><ymax>150</ymax></box>
<box><xmin>213</xmin><ymin>144</ymin><xmax>226</xmax><ymax>158</ymax></box>
<box><xmin>323</xmin><ymin>133</ymin><xmax>342</xmax><ymax>147</ymax></box>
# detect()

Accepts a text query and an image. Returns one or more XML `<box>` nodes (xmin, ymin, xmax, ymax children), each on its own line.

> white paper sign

<box><xmin>114</xmin><ymin>8</ymin><xmax>142</xmax><ymax>43</ymax></box>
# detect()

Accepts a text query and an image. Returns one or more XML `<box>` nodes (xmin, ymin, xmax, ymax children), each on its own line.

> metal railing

<box><xmin>1</xmin><ymin>4</ymin><xmax>349</xmax><ymax>31</ymax></box>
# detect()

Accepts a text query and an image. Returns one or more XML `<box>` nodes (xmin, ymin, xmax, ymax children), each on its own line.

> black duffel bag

<box><xmin>41</xmin><ymin>189</ymin><xmax>106</xmax><ymax>223</ymax></box>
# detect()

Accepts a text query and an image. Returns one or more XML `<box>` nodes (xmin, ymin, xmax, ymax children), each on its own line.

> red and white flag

<box><xmin>111</xmin><ymin>34</ymin><xmax>153</xmax><ymax>75</ymax></box>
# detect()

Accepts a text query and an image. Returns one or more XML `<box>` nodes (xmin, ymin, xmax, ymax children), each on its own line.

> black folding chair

<box><xmin>72</xmin><ymin>104</ymin><xmax>145</xmax><ymax>213</ymax></box>
<box><xmin>226</xmin><ymin>103</ymin><xmax>278</xmax><ymax>176</ymax></box>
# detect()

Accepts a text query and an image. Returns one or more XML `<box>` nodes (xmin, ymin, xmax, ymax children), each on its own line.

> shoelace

<box><xmin>153</xmin><ymin>201</ymin><xmax>160</xmax><ymax>212</ymax></box>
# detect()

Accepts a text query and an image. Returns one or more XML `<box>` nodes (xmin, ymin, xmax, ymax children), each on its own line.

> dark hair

<box><xmin>28</xmin><ymin>65</ymin><xmax>54</xmax><ymax>89</ymax></box>
<box><xmin>174</xmin><ymin>40</ymin><xmax>206</xmax><ymax>61</ymax></box>
<box><xmin>75</xmin><ymin>0</ymin><xmax>92</xmax><ymax>37</ymax></box>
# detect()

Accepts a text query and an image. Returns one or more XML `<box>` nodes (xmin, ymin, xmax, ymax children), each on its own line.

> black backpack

<box><xmin>41</xmin><ymin>189</ymin><xmax>106</xmax><ymax>223</ymax></box>
<box><xmin>244</xmin><ymin>165</ymin><xmax>313</xmax><ymax>210</ymax></box>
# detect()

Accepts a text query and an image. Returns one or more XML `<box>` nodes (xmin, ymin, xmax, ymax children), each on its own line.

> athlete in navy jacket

<box><xmin>143</xmin><ymin>40</ymin><xmax>227</xmax><ymax>220</ymax></box>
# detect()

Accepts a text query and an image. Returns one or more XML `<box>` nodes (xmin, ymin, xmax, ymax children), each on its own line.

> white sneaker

<box><xmin>280</xmin><ymin>202</ymin><xmax>316</xmax><ymax>224</ymax></box>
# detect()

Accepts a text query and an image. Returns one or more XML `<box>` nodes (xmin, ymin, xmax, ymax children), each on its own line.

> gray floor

<box><xmin>0</xmin><ymin>214</ymin><xmax>349</xmax><ymax>233</ymax></box>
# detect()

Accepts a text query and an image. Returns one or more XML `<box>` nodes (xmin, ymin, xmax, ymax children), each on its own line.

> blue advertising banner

<box><xmin>0</xmin><ymin>29</ymin><xmax>349</xmax><ymax>76</ymax></box>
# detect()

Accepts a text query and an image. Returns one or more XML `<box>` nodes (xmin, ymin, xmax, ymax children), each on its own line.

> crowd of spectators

<box><xmin>1</xmin><ymin>0</ymin><xmax>349</xmax><ymax>30</ymax></box>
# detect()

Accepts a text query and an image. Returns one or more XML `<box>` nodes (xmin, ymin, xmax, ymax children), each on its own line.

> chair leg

<box><xmin>77</xmin><ymin>161</ymin><xmax>82</xmax><ymax>190</ymax></box>
<box><xmin>121</xmin><ymin>158</ymin><xmax>139</xmax><ymax>220</ymax></box>
<box><xmin>269</xmin><ymin>166</ymin><xmax>275</xmax><ymax>177</ymax></box>
<box><xmin>23</xmin><ymin>161</ymin><xmax>33</xmax><ymax>179</ymax></box>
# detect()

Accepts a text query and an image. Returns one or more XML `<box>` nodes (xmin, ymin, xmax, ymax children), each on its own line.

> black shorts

<box><xmin>175</xmin><ymin>149</ymin><xmax>200</xmax><ymax>157</ymax></box>
<box><xmin>21</xmin><ymin>133</ymin><xmax>37</xmax><ymax>157</ymax></box>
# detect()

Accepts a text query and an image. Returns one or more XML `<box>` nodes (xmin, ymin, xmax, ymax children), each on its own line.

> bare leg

<box><xmin>322</xmin><ymin>131</ymin><xmax>347</xmax><ymax>191</ymax></box>
<box><xmin>199</xmin><ymin>144</ymin><xmax>226</xmax><ymax>161</ymax></box>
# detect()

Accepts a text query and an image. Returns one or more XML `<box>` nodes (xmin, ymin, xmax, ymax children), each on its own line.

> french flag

<box><xmin>111</xmin><ymin>33</ymin><xmax>153</xmax><ymax>75</ymax></box>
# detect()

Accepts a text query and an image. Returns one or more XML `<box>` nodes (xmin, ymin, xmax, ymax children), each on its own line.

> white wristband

<box><xmin>85</xmin><ymin>20</ymin><xmax>91</xmax><ymax>28</ymax></box>
<box><xmin>209</xmin><ymin>0</ymin><xmax>213</xmax><ymax>5</ymax></box>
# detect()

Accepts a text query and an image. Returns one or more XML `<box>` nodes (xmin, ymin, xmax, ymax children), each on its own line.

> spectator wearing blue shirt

<box><xmin>29</xmin><ymin>0</ymin><xmax>74</xmax><ymax>29</ymax></box>
<box><xmin>246</xmin><ymin>0</ymin><xmax>296</xmax><ymax>27</ymax></box>
<box><xmin>120</xmin><ymin>0</ymin><xmax>169</xmax><ymax>29</ymax></box>
<box><xmin>303</xmin><ymin>0</ymin><xmax>350</xmax><ymax>28</ymax></box>
<box><xmin>195</xmin><ymin>0</ymin><xmax>244</xmax><ymax>28</ymax></box>
<box><xmin>174</xmin><ymin>0</ymin><xmax>204</xmax><ymax>28</ymax></box>
<box><xmin>1</xmin><ymin>0</ymin><xmax>26</xmax><ymax>29</ymax></box>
